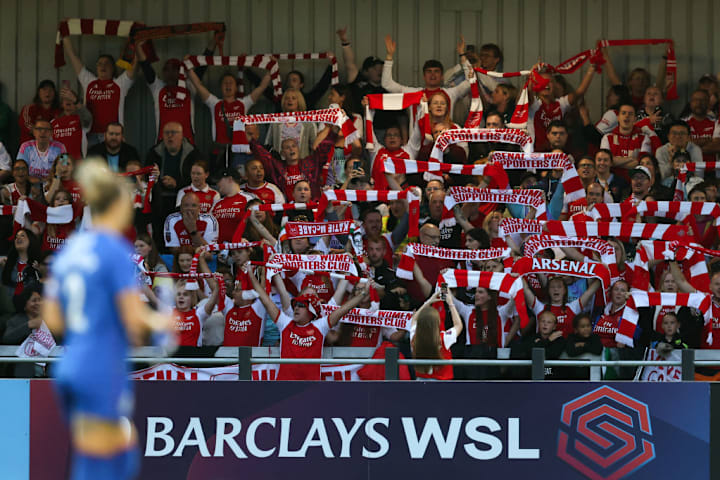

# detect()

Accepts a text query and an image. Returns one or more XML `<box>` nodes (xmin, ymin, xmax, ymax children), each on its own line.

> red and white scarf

<box><xmin>490</xmin><ymin>151</ymin><xmax>585</xmax><ymax>205</ymax></box>
<box><xmin>620</xmin><ymin>291</ymin><xmax>711</xmax><ymax>346</ymax></box>
<box><xmin>636</xmin><ymin>201</ymin><xmax>720</xmax><ymax>227</ymax></box>
<box><xmin>632</xmin><ymin>240</ymin><xmax>710</xmax><ymax>293</ymax></box>
<box><xmin>499</xmin><ymin>218</ymin><xmax>545</xmax><ymax>236</ymax></box>
<box><xmin>14</xmin><ymin>199</ymin><xmax>75</xmax><ymax>225</ymax></box>
<box><xmin>512</xmin><ymin>256</ymin><xmax>611</xmax><ymax>303</ymax></box>
<box><xmin>236</xmin><ymin>52</ymin><xmax>338</xmax><ymax>97</ymax></box>
<box><xmin>381</xmin><ymin>157</ymin><xmax>509</xmax><ymax>188</ymax></box>
<box><xmin>464</xmin><ymin>60</ymin><xmax>483</xmax><ymax>128</ymax></box>
<box><xmin>365</xmin><ymin>92</ymin><xmax>427</xmax><ymax>149</ymax></box>
<box><xmin>178</xmin><ymin>55</ymin><xmax>281</xmax><ymax>100</ymax></box>
<box><xmin>120</xmin><ymin>166</ymin><xmax>156</xmax><ymax>214</ymax></box>
<box><xmin>267</xmin><ymin>254</ymin><xmax>358</xmax><ymax>276</ymax></box>
<box><xmin>588</xmin><ymin>203</ymin><xmax>637</xmax><ymax>221</ymax></box>
<box><xmin>321</xmin><ymin>304</ymin><xmax>413</xmax><ymax>331</ymax></box>
<box><xmin>232</xmin><ymin>108</ymin><xmax>358</xmax><ymax>153</ymax></box>
<box><xmin>147</xmin><ymin>271</ymin><xmax>227</xmax><ymax>310</ymax></box>
<box><xmin>470</xmin><ymin>67</ymin><xmax>537</xmax><ymax>129</ymax></box>
<box><xmin>523</xmin><ymin>235</ymin><xmax>616</xmax><ymax>265</ymax></box>
<box><xmin>543</xmin><ymin>220</ymin><xmax>690</xmax><ymax>241</ymax></box>
<box><xmin>284</xmin><ymin>220</ymin><xmax>353</xmax><ymax>239</ymax></box>
<box><xmin>315</xmin><ymin>189</ymin><xmax>420</xmax><ymax>237</ymax></box>
<box><xmin>441</xmin><ymin>187</ymin><xmax>546</xmax><ymax>228</ymax></box>
<box><xmin>676</xmin><ymin>162</ymin><xmax>720</xmax><ymax>200</ymax></box>
<box><xmin>188</xmin><ymin>242</ymin><xmax>261</xmax><ymax>295</ymax></box>
<box><xmin>397</xmin><ymin>243</ymin><xmax>509</xmax><ymax>280</ymax></box>
<box><xmin>430</xmin><ymin>128</ymin><xmax>534</xmax><ymax>161</ymax></box>
<box><xmin>437</xmin><ymin>270</ymin><xmax>530</xmax><ymax>328</ymax></box>
<box><xmin>54</xmin><ymin>18</ymin><xmax>157</xmax><ymax>68</ymax></box>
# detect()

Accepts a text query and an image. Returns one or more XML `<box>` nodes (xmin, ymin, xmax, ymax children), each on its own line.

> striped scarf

<box><xmin>364</xmin><ymin>92</ymin><xmax>427</xmax><ymax>149</ymax></box>
<box><xmin>441</xmin><ymin>187</ymin><xmax>546</xmax><ymax>229</ymax></box>
<box><xmin>397</xmin><ymin>244</ymin><xmax>510</xmax><ymax>280</ymax></box>
<box><xmin>178</xmin><ymin>55</ymin><xmax>281</xmax><ymax>100</ymax></box>
<box><xmin>430</xmin><ymin>128</ymin><xmax>534</xmax><ymax>161</ymax></box>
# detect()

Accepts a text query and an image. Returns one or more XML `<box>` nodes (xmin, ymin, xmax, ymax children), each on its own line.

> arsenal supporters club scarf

<box><xmin>620</xmin><ymin>292</ymin><xmax>711</xmax><ymax>347</ymax></box>
<box><xmin>499</xmin><ymin>218</ymin><xmax>545</xmax><ymax>236</ymax></box>
<box><xmin>430</xmin><ymin>128</ymin><xmax>534</xmax><ymax>161</ymax></box>
<box><xmin>266</xmin><ymin>254</ymin><xmax>359</xmax><ymax>276</ymax></box>
<box><xmin>54</xmin><ymin>18</ymin><xmax>158</xmax><ymax>68</ymax></box>
<box><xmin>284</xmin><ymin>221</ymin><xmax>353</xmax><ymax>239</ymax></box>
<box><xmin>365</xmin><ymin>92</ymin><xmax>427</xmax><ymax>149</ymax></box>
<box><xmin>441</xmin><ymin>187</ymin><xmax>547</xmax><ymax>229</ymax></box>
<box><xmin>632</xmin><ymin>240</ymin><xmax>710</xmax><ymax>293</ymax></box>
<box><xmin>437</xmin><ymin>270</ymin><xmax>530</xmax><ymax>328</ymax></box>
<box><xmin>179</xmin><ymin>55</ymin><xmax>281</xmax><ymax>100</ymax></box>
<box><xmin>543</xmin><ymin>220</ymin><xmax>690</xmax><ymax>241</ymax></box>
<box><xmin>489</xmin><ymin>151</ymin><xmax>586</xmax><ymax>205</ymax></box>
<box><xmin>381</xmin><ymin>158</ymin><xmax>510</xmax><ymax>188</ymax></box>
<box><xmin>523</xmin><ymin>235</ymin><xmax>616</xmax><ymax>265</ymax></box>
<box><xmin>315</xmin><ymin>189</ymin><xmax>421</xmax><ymax>237</ymax></box>
<box><xmin>396</xmin><ymin>244</ymin><xmax>510</xmax><ymax>280</ymax></box>
<box><xmin>232</xmin><ymin>108</ymin><xmax>358</xmax><ymax>153</ymax></box>
<box><xmin>512</xmin><ymin>256</ymin><xmax>611</xmax><ymax>303</ymax></box>
<box><xmin>320</xmin><ymin>304</ymin><xmax>414</xmax><ymax>331</ymax></box>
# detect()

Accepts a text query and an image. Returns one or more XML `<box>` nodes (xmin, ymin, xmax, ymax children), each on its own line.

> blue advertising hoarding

<box><xmin>26</xmin><ymin>381</ymin><xmax>710</xmax><ymax>479</ymax></box>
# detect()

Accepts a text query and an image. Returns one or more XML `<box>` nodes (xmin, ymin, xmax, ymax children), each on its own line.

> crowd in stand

<box><xmin>2</xmin><ymin>25</ymin><xmax>720</xmax><ymax>381</ymax></box>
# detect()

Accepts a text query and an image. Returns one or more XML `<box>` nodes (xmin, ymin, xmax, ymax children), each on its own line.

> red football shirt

<box><xmin>276</xmin><ymin>312</ymin><xmax>330</xmax><ymax>380</ymax></box>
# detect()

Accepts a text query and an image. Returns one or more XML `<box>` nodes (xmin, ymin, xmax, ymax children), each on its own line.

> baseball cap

<box><xmin>362</xmin><ymin>56</ymin><xmax>383</xmax><ymax>71</ymax></box>
<box><xmin>218</xmin><ymin>167</ymin><xmax>242</xmax><ymax>184</ymax></box>
<box><xmin>630</xmin><ymin>165</ymin><xmax>652</xmax><ymax>179</ymax></box>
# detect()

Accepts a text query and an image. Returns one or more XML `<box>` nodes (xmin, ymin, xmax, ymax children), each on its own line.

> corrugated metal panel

<box><xmin>0</xmin><ymin>0</ymin><xmax>717</xmax><ymax>156</ymax></box>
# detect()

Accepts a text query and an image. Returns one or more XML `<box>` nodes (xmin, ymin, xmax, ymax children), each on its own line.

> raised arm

<box><xmin>248</xmin><ymin>265</ymin><xmax>281</xmax><ymax>319</ymax></box>
<box><xmin>186</xmin><ymin>67</ymin><xmax>212</xmax><ymax>102</ymax></box>
<box><xmin>331</xmin><ymin>278</ymin><xmax>350</xmax><ymax>305</ymax></box>
<box><xmin>444</xmin><ymin>287</ymin><xmax>464</xmax><ymax>338</ymax></box>
<box><xmin>62</xmin><ymin>37</ymin><xmax>84</xmax><ymax>75</ymax></box>
<box><xmin>381</xmin><ymin>35</ymin><xmax>412</xmax><ymax>93</ymax></box>
<box><xmin>567</xmin><ymin>66</ymin><xmax>596</xmax><ymax>105</ymax></box>
<box><xmin>669</xmin><ymin>261</ymin><xmax>697</xmax><ymax>293</ymax></box>
<box><xmin>578</xmin><ymin>278</ymin><xmax>602</xmax><ymax>309</ymax></box>
<box><xmin>249</xmin><ymin>72</ymin><xmax>272</xmax><ymax>103</ymax></box>
<box><xmin>196</xmin><ymin>248</ymin><xmax>220</xmax><ymax>315</ymax></box>
<box><xmin>337</xmin><ymin>27</ymin><xmax>359</xmax><ymax>83</ymax></box>
<box><xmin>327</xmin><ymin>283</ymin><xmax>369</xmax><ymax>328</ymax></box>
<box><xmin>412</xmin><ymin>261</ymin><xmax>433</xmax><ymax>299</ymax></box>
<box><xmin>601</xmin><ymin>48</ymin><xmax>623</xmax><ymax>87</ymax></box>
<box><xmin>411</xmin><ymin>290</ymin><xmax>443</xmax><ymax>330</ymax></box>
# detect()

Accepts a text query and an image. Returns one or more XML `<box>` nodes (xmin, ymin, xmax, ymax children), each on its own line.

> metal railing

<box><xmin>0</xmin><ymin>345</ymin><xmax>714</xmax><ymax>381</ymax></box>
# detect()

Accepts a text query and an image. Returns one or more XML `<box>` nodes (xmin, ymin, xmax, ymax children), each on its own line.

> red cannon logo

<box><xmin>557</xmin><ymin>386</ymin><xmax>655</xmax><ymax>480</ymax></box>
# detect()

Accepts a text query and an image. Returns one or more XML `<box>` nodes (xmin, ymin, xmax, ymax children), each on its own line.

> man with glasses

<box><xmin>656</xmin><ymin>120</ymin><xmax>702</xmax><ymax>179</ymax></box>
<box><xmin>146</xmin><ymin>122</ymin><xmax>203</xmax><ymax>249</ymax></box>
<box><xmin>62</xmin><ymin>37</ymin><xmax>137</xmax><ymax>146</ymax></box>
<box><xmin>17</xmin><ymin>120</ymin><xmax>66</xmax><ymax>183</ymax></box>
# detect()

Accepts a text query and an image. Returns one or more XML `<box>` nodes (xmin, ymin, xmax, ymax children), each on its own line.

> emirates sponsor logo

<box><xmin>175</xmin><ymin>320</ymin><xmax>195</xmax><ymax>331</ymax></box>
<box><xmin>289</xmin><ymin>331</ymin><xmax>317</xmax><ymax>347</ymax></box>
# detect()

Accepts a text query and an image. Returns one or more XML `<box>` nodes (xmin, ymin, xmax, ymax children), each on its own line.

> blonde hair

<box><xmin>75</xmin><ymin>158</ymin><xmax>129</xmax><ymax>215</ymax></box>
<box><xmin>281</xmin><ymin>88</ymin><xmax>307</xmax><ymax>112</ymax></box>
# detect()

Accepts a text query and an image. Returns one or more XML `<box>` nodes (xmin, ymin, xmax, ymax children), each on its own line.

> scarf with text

<box><xmin>498</xmin><ymin>218</ymin><xmax>545</xmax><ymax>236</ymax></box>
<box><xmin>490</xmin><ymin>151</ymin><xmax>585</xmax><ymax>205</ymax></box>
<box><xmin>397</xmin><ymin>244</ymin><xmax>510</xmax><ymax>280</ymax></box>
<box><xmin>315</xmin><ymin>189</ymin><xmax>420</xmax><ymax>237</ymax></box>
<box><xmin>321</xmin><ymin>304</ymin><xmax>413</xmax><ymax>331</ymax></box>
<box><xmin>266</xmin><ymin>254</ymin><xmax>358</xmax><ymax>277</ymax></box>
<box><xmin>284</xmin><ymin>220</ymin><xmax>354</xmax><ymax>239</ymax></box>
<box><xmin>430</xmin><ymin>128</ymin><xmax>534</xmax><ymax>162</ymax></box>
<box><xmin>54</xmin><ymin>18</ymin><xmax>158</xmax><ymax>68</ymax></box>
<box><xmin>437</xmin><ymin>270</ymin><xmax>529</xmax><ymax>328</ymax></box>
<box><xmin>179</xmin><ymin>55</ymin><xmax>280</xmax><ymax>100</ymax></box>
<box><xmin>523</xmin><ymin>235</ymin><xmax>616</xmax><ymax>265</ymax></box>
<box><xmin>632</xmin><ymin>240</ymin><xmax>710</xmax><ymax>293</ymax></box>
<box><xmin>513</xmin><ymin>256</ymin><xmax>611</xmax><ymax>303</ymax></box>
<box><xmin>365</xmin><ymin>92</ymin><xmax>427</xmax><ymax>149</ymax></box>
<box><xmin>620</xmin><ymin>292</ymin><xmax>711</xmax><ymax>347</ymax></box>
<box><xmin>441</xmin><ymin>187</ymin><xmax>546</xmax><ymax>228</ymax></box>
<box><xmin>381</xmin><ymin>157</ymin><xmax>509</xmax><ymax>188</ymax></box>
<box><xmin>232</xmin><ymin>108</ymin><xmax>358</xmax><ymax>153</ymax></box>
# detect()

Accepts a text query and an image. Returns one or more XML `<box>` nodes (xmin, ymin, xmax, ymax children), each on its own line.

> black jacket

<box><xmin>87</xmin><ymin>141</ymin><xmax>141</xmax><ymax>172</ymax></box>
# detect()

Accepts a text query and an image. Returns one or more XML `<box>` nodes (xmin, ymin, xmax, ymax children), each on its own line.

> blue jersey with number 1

<box><xmin>49</xmin><ymin>230</ymin><xmax>137</xmax><ymax>420</ymax></box>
